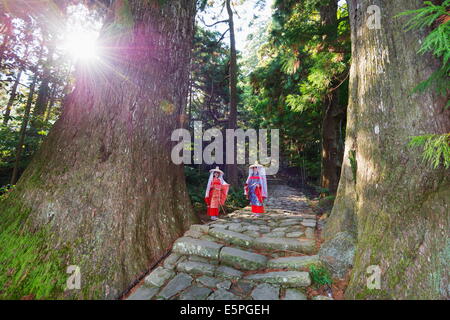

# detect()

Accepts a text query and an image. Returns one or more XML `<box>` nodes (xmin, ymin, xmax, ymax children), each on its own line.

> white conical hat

<box><xmin>209</xmin><ymin>166</ymin><xmax>224</xmax><ymax>174</ymax></box>
<box><xmin>249</xmin><ymin>161</ymin><xmax>262</xmax><ymax>168</ymax></box>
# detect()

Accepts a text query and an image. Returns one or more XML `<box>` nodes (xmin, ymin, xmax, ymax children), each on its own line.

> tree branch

<box><xmin>202</xmin><ymin>19</ymin><xmax>229</xmax><ymax>28</ymax></box>
<box><xmin>215</xmin><ymin>28</ymin><xmax>230</xmax><ymax>46</ymax></box>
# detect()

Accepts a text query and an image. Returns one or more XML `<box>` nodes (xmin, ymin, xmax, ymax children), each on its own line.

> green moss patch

<box><xmin>0</xmin><ymin>198</ymin><xmax>69</xmax><ymax>299</ymax></box>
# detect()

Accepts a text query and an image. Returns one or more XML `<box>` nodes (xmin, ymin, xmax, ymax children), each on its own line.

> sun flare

<box><xmin>62</xmin><ymin>31</ymin><xmax>100</xmax><ymax>62</ymax></box>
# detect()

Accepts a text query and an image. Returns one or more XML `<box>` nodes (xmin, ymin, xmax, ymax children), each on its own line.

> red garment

<box><xmin>207</xmin><ymin>207</ymin><xmax>219</xmax><ymax>216</ymax></box>
<box><xmin>254</xmin><ymin>183</ymin><xmax>264</xmax><ymax>204</ymax></box>
<box><xmin>251</xmin><ymin>205</ymin><xmax>264</xmax><ymax>213</ymax></box>
<box><xmin>205</xmin><ymin>178</ymin><xmax>228</xmax><ymax>216</ymax></box>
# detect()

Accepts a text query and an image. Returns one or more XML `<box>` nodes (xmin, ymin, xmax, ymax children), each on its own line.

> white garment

<box><xmin>245</xmin><ymin>165</ymin><xmax>268</xmax><ymax>198</ymax></box>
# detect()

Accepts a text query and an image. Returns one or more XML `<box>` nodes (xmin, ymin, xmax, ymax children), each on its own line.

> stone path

<box><xmin>125</xmin><ymin>182</ymin><xmax>333</xmax><ymax>300</ymax></box>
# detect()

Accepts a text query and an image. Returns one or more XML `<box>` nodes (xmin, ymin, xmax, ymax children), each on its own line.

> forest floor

<box><xmin>123</xmin><ymin>181</ymin><xmax>347</xmax><ymax>300</ymax></box>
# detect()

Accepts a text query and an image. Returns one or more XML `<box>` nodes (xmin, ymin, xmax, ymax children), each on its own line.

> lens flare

<box><xmin>62</xmin><ymin>31</ymin><xmax>100</xmax><ymax>62</ymax></box>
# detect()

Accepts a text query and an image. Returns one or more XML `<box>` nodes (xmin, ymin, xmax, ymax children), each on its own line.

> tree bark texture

<box><xmin>1</xmin><ymin>0</ymin><xmax>197</xmax><ymax>299</ymax></box>
<box><xmin>324</xmin><ymin>0</ymin><xmax>450</xmax><ymax>299</ymax></box>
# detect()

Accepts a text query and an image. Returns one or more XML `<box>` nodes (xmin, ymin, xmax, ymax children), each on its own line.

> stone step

<box><xmin>301</xmin><ymin>220</ymin><xmax>317</xmax><ymax>228</ymax></box>
<box><xmin>267</xmin><ymin>255</ymin><xmax>321</xmax><ymax>270</ymax></box>
<box><xmin>156</xmin><ymin>273</ymin><xmax>193</xmax><ymax>300</ymax></box>
<box><xmin>179</xmin><ymin>286</ymin><xmax>213</xmax><ymax>300</ymax></box>
<box><xmin>190</xmin><ymin>224</ymin><xmax>210</xmax><ymax>233</ymax></box>
<box><xmin>208</xmin><ymin>227</ymin><xmax>254</xmax><ymax>248</ymax></box>
<box><xmin>251</xmin><ymin>283</ymin><xmax>280</xmax><ymax>300</ymax></box>
<box><xmin>126</xmin><ymin>285</ymin><xmax>159</xmax><ymax>300</ymax></box>
<box><xmin>196</xmin><ymin>275</ymin><xmax>221</xmax><ymax>288</ymax></box>
<box><xmin>219</xmin><ymin>247</ymin><xmax>268</xmax><ymax>271</ymax></box>
<box><xmin>215</xmin><ymin>265</ymin><xmax>243</xmax><ymax>280</ymax></box>
<box><xmin>172</xmin><ymin>237</ymin><xmax>223</xmax><ymax>260</ymax></box>
<box><xmin>253</xmin><ymin>237</ymin><xmax>316</xmax><ymax>254</ymax></box>
<box><xmin>283</xmin><ymin>288</ymin><xmax>307</xmax><ymax>300</ymax></box>
<box><xmin>244</xmin><ymin>271</ymin><xmax>311</xmax><ymax>287</ymax></box>
<box><xmin>207</xmin><ymin>289</ymin><xmax>240</xmax><ymax>300</ymax></box>
<box><xmin>176</xmin><ymin>261</ymin><xmax>216</xmax><ymax>276</ymax></box>
<box><xmin>144</xmin><ymin>266</ymin><xmax>175</xmax><ymax>287</ymax></box>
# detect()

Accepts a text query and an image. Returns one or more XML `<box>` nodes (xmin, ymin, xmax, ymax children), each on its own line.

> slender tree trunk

<box><xmin>3</xmin><ymin>69</ymin><xmax>22</xmax><ymax>125</ymax></box>
<box><xmin>321</xmin><ymin>89</ymin><xmax>345</xmax><ymax>193</ymax></box>
<box><xmin>43</xmin><ymin>83</ymin><xmax>57</xmax><ymax>123</ymax></box>
<box><xmin>32</xmin><ymin>41</ymin><xmax>54</xmax><ymax>129</ymax></box>
<box><xmin>188</xmin><ymin>62</ymin><xmax>193</xmax><ymax>130</ymax></box>
<box><xmin>324</xmin><ymin>0</ymin><xmax>450</xmax><ymax>299</ymax></box>
<box><xmin>225</xmin><ymin>0</ymin><xmax>238</xmax><ymax>186</ymax></box>
<box><xmin>10</xmin><ymin>72</ymin><xmax>38</xmax><ymax>184</ymax></box>
<box><xmin>1</xmin><ymin>0</ymin><xmax>197</xmax><ymax>299</ymax></box>
<box><xmin>0</xmin><ymin>17</ymin><xmax>12</xmax><ymax>69</ymax></box>
<box><xmin>3</xmin><ymin>40</ymin><xmax>30</xmax><ymax>125</ymax></box>
<box><xmin>319</xmin><ymin>0</ymin><xmax>345</xmax><ymax>194</ymax></box>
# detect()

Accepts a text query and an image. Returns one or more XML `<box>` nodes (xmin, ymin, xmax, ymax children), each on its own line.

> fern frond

<box><xmin>408</xmin><ymin>133</ymin><xmax>450</xmax><ymax>169</ymax></box>
<box><xmin>397</xmin><ymin>1</ymin><xmax>450</xmax><ymax>94</ymax></box>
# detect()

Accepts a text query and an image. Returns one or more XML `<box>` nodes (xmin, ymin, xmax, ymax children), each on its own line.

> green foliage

<box><xmin>226</xmin><ymin>186</ymin><xmax>248</xmax><ymax>211</ymax></box>
<box><xmin>185</xmin><ymin>165</ymin><xmax>209</xmax><ymax>202</ymax></box>
<box><xmin>189</xmin><ymin>26</ymin><xmax>231</xmax><ymax>130</ymax></box>
<box><xmin>408</xmin><ymin>133</ymin><xmax>450</xmax><ymax>169</ymax></box>
<box><xmin>309</xmin><ymin>265</ymin><xmax>332</xmax><ymax>287</ymax></box>
<box><xmin>196</xmin><ymin>0</ymin><xmax>209</xmax><ymax>11</ymax></box>
<box><xmin>314</xmin><ymin>186</ymin><xmax>330</xmax><ymax>195</ymax></box>
<box><xmin>0</xmin><ymin>184</ymin><xmax>15</xmax><ymax>201</ymax></box>
<box><xmin>398</xmin><ymin>3</ymin><xmax>450</xmax><ymax>171</ymax></box>
<box><xmin>0</xmin><ymin>116</ymin><xmax>51</xmax><ymax>186</ymax></box>
<box><xmin>242</xmin><ymin>0</ymin><xmax>350</xmax><ymax>182</ymax></box>
<box><xmin>397</xmin><ymin>1</ymin><xmax>450</xmax><ymax>96</ymax></box>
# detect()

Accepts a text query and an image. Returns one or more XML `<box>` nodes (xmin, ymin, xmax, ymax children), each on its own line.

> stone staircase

<box><xmin>125</xmin><ymin>183</ymin><xmax>333</xmax><ymax>300</ymax></box>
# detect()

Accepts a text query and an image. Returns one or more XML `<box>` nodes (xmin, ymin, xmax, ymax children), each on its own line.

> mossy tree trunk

<box><xmin>324</xmin><ymin>0</ymin><xmax>450</xmax><ymax>299</ymax></box>
<box><xmin>1</xmin><ymin>0</ymin><xmax>197</xmax><ymax>299</ymax></box>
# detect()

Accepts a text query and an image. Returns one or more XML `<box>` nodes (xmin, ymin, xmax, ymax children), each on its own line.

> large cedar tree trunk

<box><xmin>0</xmin><ymin>0</ymin><xmax>197</xmax><ymax>299</ymax></box>
<box><xmin>324</xmin><ymin>0</ymin><xmax>450</xmax><ymax>299</ymax></box>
